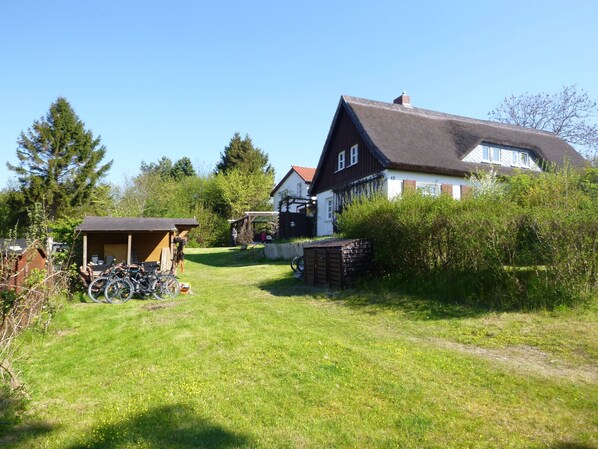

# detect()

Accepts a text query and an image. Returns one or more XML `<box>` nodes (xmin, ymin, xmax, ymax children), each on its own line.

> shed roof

<box><xmin>0</xmin><ymin>238</ymin><xmax>46</xmax><ymax>257</ymax></box>
<box><xmin>0</xmin><ymin>238</ymin><xmax>28</xmax><ymax>255</ymax></box>
<box><xmin>303</xmin><ymin>238</ymin><xmax>364</xmax><ymax>248</ymax></box>
<box><xmin>75</xmin><ymin>216</ymin><xmax>199</xmax><ymax>232</ymax></box>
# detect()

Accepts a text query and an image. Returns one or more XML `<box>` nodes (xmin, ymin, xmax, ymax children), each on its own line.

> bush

<box><xmin>337</xmin><ymin>168</ymin><xmax>597</xmax><ymax>309</ymax></box>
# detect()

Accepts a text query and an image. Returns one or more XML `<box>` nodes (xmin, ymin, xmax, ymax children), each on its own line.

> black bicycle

<box><xmin>290</xmin><ymin>255</ymin><xmax>304</xmax><ymax>273</ymax></box>
<box><xmin>104</xmin><ymin>263</ymin><xmax>180</xmax><ymax>304</ymax></box>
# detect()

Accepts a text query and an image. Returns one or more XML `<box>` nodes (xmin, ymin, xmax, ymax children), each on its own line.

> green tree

<box><xmin>212</xmin><ymin>168</ymin><xmax>274</xmax><ymax>218</ymax></box>
<box><xmin>171</xmin><ymin>157</ymin><xmax>196</xmax><ymax>180</ymax></box>
<box><xmin>141</xmin><ymin>156</ymin><xmax>196</xmax><ymax>181</ymax></box>
<box><xmin>7</xmin><ymin>97</ymin><xmax>112</xmax><ymax>221</ymax></box>
<box><xmin>215</xmin><ymin>132</ymin><xmax>274</xmax><ymax>176</ymax></box>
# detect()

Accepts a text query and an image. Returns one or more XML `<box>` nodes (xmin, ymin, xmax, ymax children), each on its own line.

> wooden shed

<box><xmin>75</xmin><ymin>216</ymin><xmax>198</xmax><ymax>275</ymax></box>
<box><xmin>303</xmin><ymin>238</ymin><xmax>372</xmax><ymax>289</ymax></box>
<box><xmin>0</xmin><ymin>238</ymin><xmax>47</xmax><ymax>293</ymax></box>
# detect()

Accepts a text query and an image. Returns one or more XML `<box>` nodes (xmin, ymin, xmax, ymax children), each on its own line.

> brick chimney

<box><xmin>393</xmin><ymin>91</ymin><xmax>412</xmax><ymax>107</ymax></box>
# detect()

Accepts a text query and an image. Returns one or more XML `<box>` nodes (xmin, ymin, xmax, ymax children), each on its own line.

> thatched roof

<box><xmin>75</xmin><ymin>217</ymin><xmax>198</xmax><ymax>233</ymax></box>
<box><xmin>315</xmin><ymin>95</ymin><xmax>587</xmax><ymax>184</ymax></box>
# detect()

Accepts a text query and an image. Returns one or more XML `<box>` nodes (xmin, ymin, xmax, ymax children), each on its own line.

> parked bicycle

<box><xmin>290</xmin><ymin>255</ymin><xmax>304</xmax><ymax>274</ymax></box>
<box><xmin>87</xmin><ymin>263</ymin><xmax>128</xmax><ymax>303</ymax></box>
<box><xmin>103</xmin><ymin>263</ymin><xmax>180</xmax><ymax>304</ymax></box>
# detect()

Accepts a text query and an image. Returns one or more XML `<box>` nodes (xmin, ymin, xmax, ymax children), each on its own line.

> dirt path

<box><xmin>428</xmin><ymin>338</ymin><xmax>598</xmax><ymax>384</ymax></box>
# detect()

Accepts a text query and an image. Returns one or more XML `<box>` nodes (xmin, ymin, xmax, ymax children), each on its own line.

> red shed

<box><xmin>0</xmin><ymin>239</ymin><xmax>47</xmax><ymax>292</ymax></box>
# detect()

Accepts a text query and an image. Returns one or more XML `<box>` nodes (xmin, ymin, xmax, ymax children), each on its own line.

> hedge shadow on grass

<box><xmin>330</xmin><ymin>288</ymin><xmax>488</xmax><ymax>321</ymax></box>
<box><xmin>185</xmin><ymin>247</ymin><xmax>276</xmax><ymax>268</ymax></box>
<box><xmin>258</xmin><ymin>275</ymin><xmax>321</xmax><ymax>298</ymax></box>
<box><xmin>66</xmin><ymin>403</ymin><xmax>251</xmax><ymax>449</ymax></box>
<box><xmin>259</xmin><ymin>274</ymin><xmax>488</xmax><ymax>321</ymax></box>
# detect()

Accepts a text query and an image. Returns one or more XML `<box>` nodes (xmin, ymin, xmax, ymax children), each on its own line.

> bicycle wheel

<box><xmin>104</xmin><ymin>278</ymin><xmax>134</xmax><ymax>304</ymax></box>
<box><xmin>87</xmin><ymin>276</ymin><xmax>108</xmax><ymax>303</ymax></box>
<box><xmin>296</xmin><ymin>256</ymin><xmax>305</xmax><ymax>273</ymax></box>
<box><xmin>152</xmin><ymin>275</ymin><xmax>180</xmax><ymax>300</ymax></box>
<box><xmin>290</xmin><ymin>256</ymin><xmax>299</xmax><ymax>272</ymax></box>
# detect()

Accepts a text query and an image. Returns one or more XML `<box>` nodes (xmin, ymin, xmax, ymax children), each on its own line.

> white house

<box><xmin>271</xmin><ymin>165</ymin><xmax>316</xmax><ymax>213</ymax></box>
<box><xmin>310</xmin><ymin>93</ymin><xmax>587</xmax><ymax>236</ymax></box>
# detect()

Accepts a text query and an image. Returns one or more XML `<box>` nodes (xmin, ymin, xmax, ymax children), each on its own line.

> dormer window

<box><xmin>464</xmin><ymin>143</ymin><xmax>539</xmax><ymax>171</ymax></box>
<box><xmin>482</xmin><ymin>145</ymin><xmax>501</xmax><ymax>163</ymax></box>
<box><xmin>510</xmin><ymin>150</ymin><xmax>531</xmax><ymax>169</ymax></box>
<box><xmin>349</xmin><ymin>144</ymin><xmax>359</xmax><ymax>166</ymax></box>
<box><xmin>337</xmin><ymin>151</ymin><xmax>346</xmax><ymax>171</ymax></box>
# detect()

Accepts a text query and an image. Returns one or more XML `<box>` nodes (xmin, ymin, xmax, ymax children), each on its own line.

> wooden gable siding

<box><xmin>315</xmin><ymin>107</ymin><xmax>384</xmax><ymax>194</ymax></box>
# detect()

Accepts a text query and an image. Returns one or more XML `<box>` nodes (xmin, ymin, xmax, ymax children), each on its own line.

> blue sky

<box><xmin>1</xmin><ymin>0</ymin><xmax>597</xmax><ymax>188</ymax></box>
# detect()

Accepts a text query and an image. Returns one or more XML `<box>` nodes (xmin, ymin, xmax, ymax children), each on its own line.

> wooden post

<box><xmin>82</xmin><ymin>233</ymin><xmax>88</xmax><ymax>267</ymax></box>
<box><xmin>127</xmin><ymin>233</ymin><xmax>132</xmax><ymax>265</ymax></box>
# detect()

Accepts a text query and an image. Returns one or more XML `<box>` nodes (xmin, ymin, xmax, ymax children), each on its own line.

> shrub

<box><xmin>338</xmin><ymin>167</ymin><xmax>597</xmax><ymax>309</ymax></box>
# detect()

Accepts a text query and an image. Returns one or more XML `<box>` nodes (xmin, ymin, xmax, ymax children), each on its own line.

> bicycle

<box><xmin>290</xmin><ymin>255</ymin><xmax>304</xmax><ymax>274</ymax></box>
<box><xmin>104</xmin><ymin>263</ymin><xmax>180</xmax><ymax>304</ymax></box>
<box><xmin>87</xmin><ymin>263</ymin><xmax>127</xmax><ymax>303</ymax></box>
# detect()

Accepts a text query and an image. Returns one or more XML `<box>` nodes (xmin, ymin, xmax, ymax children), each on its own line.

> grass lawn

<box><xmin>2</xmin><ymin>247</ymin><xmax>597</xmax><ymax>448</ymax></box>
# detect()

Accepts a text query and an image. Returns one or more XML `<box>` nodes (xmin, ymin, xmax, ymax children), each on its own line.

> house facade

<box><xmin>271</xmin><ymin>165</ymin><xmax>317</xmax><ymax>213</ymax></box>
<box><xmin>270</xmin><ymin>166</ymin><xmax>317</xmax><ymax>239</ymax></box>
<box><xmin>310</xmin><ymin>94</ymin><xmax>586</xmax><ymax>236</ymax></box>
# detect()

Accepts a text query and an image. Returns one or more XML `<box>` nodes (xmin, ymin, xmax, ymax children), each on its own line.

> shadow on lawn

<box><xmin>186</xmin><ymin>247</ymin><xmax>273</xmax><ymax>268</ymax></box>
<box><xmin>0</xmin><ymin>421</ymin><xmax>57</xmax><ymax>448</ymax></box>
<box><xmin>259</xmin><ymin>276</ymin><xmax>487</xmax><ymax>321</ymax></box>
<box><xmin>67</xmin><ymin>404</ymin><xmax>251</xmax><ymax>449</ymax></box>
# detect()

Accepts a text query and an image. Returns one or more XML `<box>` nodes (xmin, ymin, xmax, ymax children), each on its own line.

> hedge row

<box><xmin>337</xmin><ymin>168</ymin><xmax>598</xmax><ymax>309</ymax></box>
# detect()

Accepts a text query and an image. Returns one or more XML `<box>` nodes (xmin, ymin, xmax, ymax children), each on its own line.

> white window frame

<box><xmin>482</xmin><ymin>145</ymin><xmax>501</xmax><ymax>164</ymax></box>
<box><xmin>492</xmin><ymin>147</ymin><xmax>501</xmax><ymax>163</ymax></box>
<box><xmin>511</xmin><ymin>150</ymin><xmax>519</xmax><ymax>167</ymax></box>
<box><xmin>325</xmin><ymin>197</ymin><xmax>333</xmax><ymax>220</ymax></box>
<box><xmin>519</xmin><ymin>152</ymin><xmax>530</xmax><ymax>168</ymax></box>
<box><xmin>296</xmin><ymin>182</ymin><xmax>302</xmax><ymax>197</ymax></box>
<box><xmin>349</xmin><ymin>144</ymin><xmax>359</xmax><ymax>166</ymax></box>
<box><xmin>337</xmin><ymin>151</ymin><xmax>346</xmax><ymax>171</ymax></box>
<box><xmin>482</xmin><ymin>146</ymin><xmax>491</xmax><ymax>162</ymax></box>
<box><xmin>416</xmin><ymin>182</ymin><xmax>440</xmax><ymax>197</ymax></box>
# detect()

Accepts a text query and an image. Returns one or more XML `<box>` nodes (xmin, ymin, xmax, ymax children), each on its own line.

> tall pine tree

<box><xmin>7</xmin><ymin>97</ymin><xmax>112</xmax><ymax>220</ymax></box>
<box><xmin>216</xmin><ymin>132</ymin><xmax>273</xmax><ymax>175</ymax></box>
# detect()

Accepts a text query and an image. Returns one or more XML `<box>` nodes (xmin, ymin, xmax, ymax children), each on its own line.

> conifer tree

<box><xmin>215</xmin><ymin>132</ymin><xmax>273</xmax><ymax>175</ymax></box>
<box><xmin>7</xmin><ymin>97</ymin><xmax>112</xmax><ymax>220</ymax></box>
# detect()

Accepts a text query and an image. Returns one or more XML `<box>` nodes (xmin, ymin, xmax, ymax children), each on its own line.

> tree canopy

<box><xmin>6</xmin><ymin>97</ymin><xmax>112</xmax><ymax>220</ymax></box>
<box><xmin>216</xmin><ymin>132</ymin><xmax>274</xmax><ymax>176</ymax></box>
<box><xmin>140</xmin><ymin>156</ymin><xmax>196</xmax><ymax>181</ymax></box>
<box><xmin>489</xmin><ymin>85</ymin><xmax>598</xmax><ymax>161</ymax></box>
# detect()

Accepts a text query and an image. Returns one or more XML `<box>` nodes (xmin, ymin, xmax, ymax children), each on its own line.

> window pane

<box><xmin>492</xmin><ymin>147</ymin><xmax>501</xmax><ymax>162</ymax></box>
<box><xmin>512</xmin><ymin>151</ymin><xmax>519</xmax><ymax>165</ymax></box>
<box><xmin>483</xmin><ymin>146</ymin><xmax>490</xmax><ymax>161</ymax></box>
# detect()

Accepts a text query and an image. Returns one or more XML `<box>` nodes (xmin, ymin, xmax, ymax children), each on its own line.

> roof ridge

<box><xmin>342</xmin><ymin>95</ymin><xmax>560</xmax><ymax>138</ymax></box>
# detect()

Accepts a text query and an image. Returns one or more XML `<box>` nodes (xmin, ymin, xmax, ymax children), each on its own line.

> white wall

<box><xmin>315</xmin><ymin>171</ymin><xmax>472</xmax><ymax>236</ymax></box>
<box><xmin>272</xmin><ymin>171</ymin><xmax>310</xmax><ymax>212</ymax></box>
<box><xmin>383</xmin><ymin>170</ymin><xmax>469</xmax><ymax>199</ymax></box>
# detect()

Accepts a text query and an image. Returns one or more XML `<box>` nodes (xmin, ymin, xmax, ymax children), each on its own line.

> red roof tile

<box><xmin>292</xmin><ymin>166</ymin><xmax>316</xmax><ymax>182</ymax></box>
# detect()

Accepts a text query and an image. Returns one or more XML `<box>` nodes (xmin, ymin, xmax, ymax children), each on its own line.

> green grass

<box><xmin>3</xmin><ymin>246</ymin><xmax>597</xmax><ymax>448</ymax></box>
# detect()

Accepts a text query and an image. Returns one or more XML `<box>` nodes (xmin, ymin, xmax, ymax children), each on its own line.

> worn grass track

<box><xmin>3</xmin><ymin>247</ymin><xmax>597</xmax><ymax>448</ymax></box>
